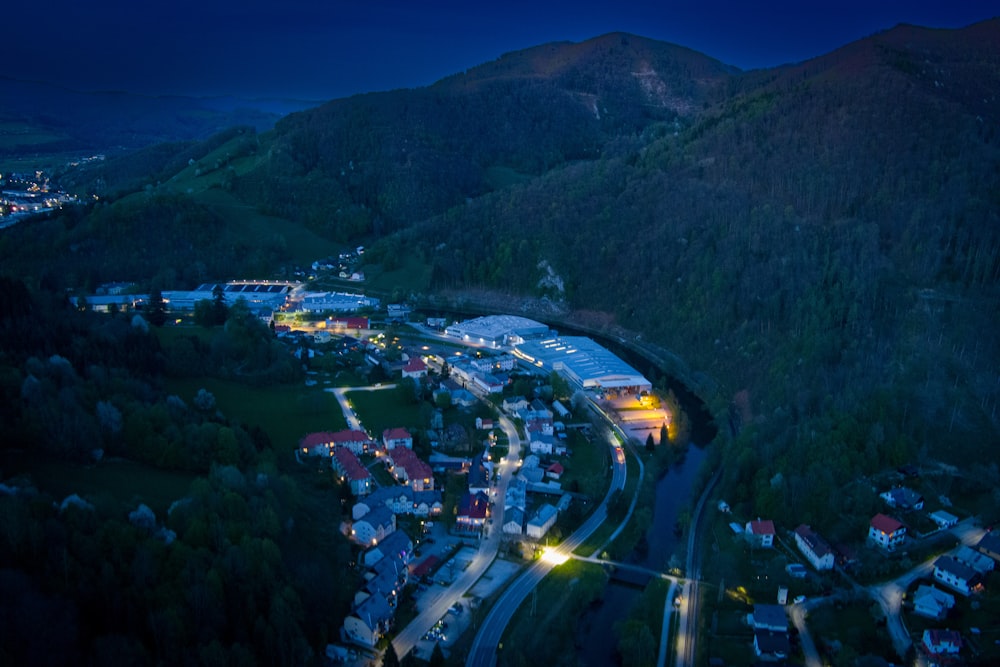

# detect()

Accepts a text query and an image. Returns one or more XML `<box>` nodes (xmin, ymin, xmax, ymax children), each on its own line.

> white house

<box><xmin>352</xmin><ymin>506</ymin><xmax>396</xmax><ymax>546</ymax></box>
<box><xmin>382</xmin><ymin>427</ymin><xmax>413</xmax><ymax>450</ymax></box>
<box><xmin>402</xmin><ymin>357</ymin><xmax>427</xmax><ymax>379</ymax></box>
<box><xmin>868</xmin><ymin>513</ymin><xmax>906</xmax><ymax>551</ymax></box>
<box><xmin>342</xmin><ymin>593</ymin><xmax>392</xmax><ymax>647</ymax></box>
<box><xmin>793</xmin><ymin>524</ymin><xmax>834</xmax><ymax>570</ymax></box>
<box><xmin>745</xmin><ymin>519</ymin><xmax>776</xmax><ymax>548</ymax></box>
<box><xmin>930</xmin><ymin>510</ymin><xmax>959</xmax><ymax>529</ymax></box>
<box><xmin>912</xmin><ymin>585</ymin><xmax>955</xmax><ymax>620</ymax></box>
<box><xmin>526</xmin><ymin>504</ymin><xmax>558</xmax><ymax>539</ymax></box>
<box><xmin>922</xmin><ymin>629</ymin><xmax>962</xmax><ymax>656</ymax></box>
<box><xmin>933</xmin><ymin>556</ymin><xmax>981</xmax><ymax>596</ymax></box>
<box><xmin>503</xmin><ymin>507</ymin><xmax>525</xmax><ymax>535</ymax></box>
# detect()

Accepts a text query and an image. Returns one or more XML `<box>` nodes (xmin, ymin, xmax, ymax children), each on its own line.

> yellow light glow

<box><xmin>540</xmin><ymin>548</ymin><xmax>569</xmax><ymax>565</ymax></box>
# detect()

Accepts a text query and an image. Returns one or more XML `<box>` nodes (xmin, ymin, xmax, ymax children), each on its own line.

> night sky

<box><xmin>3</xmin><ymin>0</ymin><xmax>995</xmax><ymax>101</ymax></box>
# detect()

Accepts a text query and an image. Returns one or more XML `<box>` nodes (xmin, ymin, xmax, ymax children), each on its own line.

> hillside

<box><xmin>403</xmin><ymin>20</ymin><xmax>1000</xmax><ymax>532</ymax></box>
<box><xmin>2</xmin><ymin>22</ymin><xmax>999</xmax><ymax>534</ymax></box>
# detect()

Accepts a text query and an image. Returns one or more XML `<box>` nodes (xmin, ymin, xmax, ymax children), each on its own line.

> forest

<box><xmin>0</xmin><ymin>279</ymin><xmax>354</xmax><ymax>665</ymax></box>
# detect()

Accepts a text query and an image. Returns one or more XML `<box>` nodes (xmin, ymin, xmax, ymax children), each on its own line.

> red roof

<box><xmin>458</xmin><ymin>491</ymin><xmax>489</xmax><ymax>519</ymax></box>
<box><xmin>301</xmin><ymin>431</ymin><xmax>337</xmax><ymax>448</ymax></box>
<box><xmin>871</xmin><ymin>513</ymin><xmax>904</xmax><ymax>534</ymax></box>
<box><xmin>389</xmin><ymin>446</ymin><xmax>433</xmax><ymax>481</ymax></box>
<box><xmin>749</xmin><ymin>519</ymin><xmax>776</xmax><ymax>536</ymax></box>
<box><xmin>383</xmin><ymin>427</ymin><xmax>412</xmax><ymax>442</ymax></box>
<box><xmin>547</xmin><ymin>462</ymin><xmax>564</xmax><ymax>475</ymax></box>
<box><xmin>403</xmin><ymin>357</ymin><xmax>427</xmax><ymax>373</ymax></box>
<box><xmin>410</xmin><ymin>555</ymin><xmax>439</xmax><ymax>578</ymax></box>
<box><xmin>331</xmin><ymin>429</ymin><xmax>370</xmax><ymax>445</ymax></box>
<box><xmin>333</xmin><ymin>447</ymin><xmax>370</xmax><ymax>481</ymax></box>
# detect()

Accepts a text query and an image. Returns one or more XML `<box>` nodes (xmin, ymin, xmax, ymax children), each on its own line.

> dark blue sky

<box><xmin>2</xmin><ymin>0</ymin><xmax>995</xmax><ymax>100</ymax></box>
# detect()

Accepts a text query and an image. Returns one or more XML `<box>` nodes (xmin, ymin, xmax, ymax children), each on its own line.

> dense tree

<box><xmin>146</xmin><ymin>289</ymin><xmax>167</xmax><ymax>327</ymax></box>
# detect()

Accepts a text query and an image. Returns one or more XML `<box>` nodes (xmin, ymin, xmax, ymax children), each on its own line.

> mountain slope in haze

<box><xmin>0</xmin><ymin>76</ymin><xmax>319</xmax><ymax>158</ymax></box>
<box><xmin>412</xmin><ymin>19</ymin><xmax>1000</xmax><ymax>530</ymax></box>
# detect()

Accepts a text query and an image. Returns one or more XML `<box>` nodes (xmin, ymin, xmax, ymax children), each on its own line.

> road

<box><xmin>465</xmin><ymin>426</ymin><xmax>628</xmax><ymax>667</ymax></box>
<box><xmin>788</xmin><ymin>599</ymin><xmax>825</xmax><ymax>667</ymax></box>
<box><xmin>868</xmin><ymin>518</ymin><xmax>986</xmax><ymax>658</ymax></box>
<box><xmin>392</xmin><ymin>410</ymin><xmax>522</xmax><ymax>660</ymax></box>
<box><xmin>326</xmin><ymin>384</ymin><xmax>395</xmax><ymax>432</ymax></box>
<box><xmin>669</xmin><ymin>467</ymin><xmax>720</xmax><ymax>667</ymax></box>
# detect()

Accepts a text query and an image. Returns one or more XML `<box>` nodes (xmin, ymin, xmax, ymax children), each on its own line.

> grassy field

<box><xmin>165</xmin><ymin>376</ymin><xmax>347</xmax><ymax>449</ymax></box>
<box><xmin>0</xmin><ymin>450</ymin><xmax>194</xmax><ymax>516</ymax></box>
<box><xmin>344</xmin><ymin>387</ymin><xmax>426</xmax><ymax>437</ymax></box>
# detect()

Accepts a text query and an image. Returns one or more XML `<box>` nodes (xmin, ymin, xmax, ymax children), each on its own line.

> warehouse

<box><xmin>514</xmin><ymin>336</ymin><xmax>651</xmax><ymax>393</ymax></box>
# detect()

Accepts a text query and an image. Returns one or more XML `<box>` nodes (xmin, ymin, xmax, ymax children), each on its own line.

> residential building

<box><xmin>502</xmin><ymin>395</ymin><xmax>529</xmax><ymax>414</ymax></box>
<box><xmin>468</xmin><ymin>460</ymin><xmax>491</xmax><ymax>497</ymax></box>
<box><xmin>922</xmin><ymin>629</ymin><xmax>962</xmax><ymax>656</ymax></box>
<box><xmin>343</xmin><ymin>593</ymin><xmax>392</xmax><ymax>647</ymax></box>
<box><xmin>954</xmin><ymin>545</ymin><xmax>995</xmax><ymax>575</ymax></box>
<box><xmin>386</xmin><ymin>446</ymin><xmax>434</xmax><ymax>491</ymax></box>
<box><xmin>753</xmin><ymin>630</ymin><xmax>790</xmax><ymax>661</ymax></box>
<box><xmin>362</xmin><ymin>530</ymin><xmax>413</xmax><ymax>569</ymax></box>
<box><xmin>402</xmin><ymin>357</ymin><xmax>427</xmax><ymax>379</ymax></box>
<box><xmin>526</xmin><ymin>504</ymin><xmax>558</xmax><ymax>539</ymax></box>
<box><xmin>868</xmin><ymin>513</ymin><xmax>907</xmax><ymax>551</ymax></box>
<box><xmin>299</xmin><ymin>431</ymin><xmax>339</xmax><ymax>458</ymax></box>
<box><xmin>912</xmin><ymin>585</ymin><xmax>956</xmax><ymax>620</ymax></box>
<box><xmin>879</xmin><ymin>487</ymin><xmax>925</xmax><ymax>511</ymax></box>
<box><xmin>382</xmin><ymin>427</ymin><xmax>413</xmax><ymax>450</ymax></box>
<box><xmin>333</xmin><ymin>447</ymin><xmax>373</xmax><ymax>496</ymax></box>
<box><xmin>929</xmin><ymin>510</ymin><xmax>959</xmax><ymax>529</ymax></box>
<box><xmin>750</xmin><ymin>604</ymin><xmax>788</xmax><ymax>632</ymax></box>
<box><xmin>933</xmin><ymin>556</ymin><xmax>982</xmax><ymax>596</ymax></box>
<box><xmin>976</xmin><ymin>532</ymin><xmax>1000</xmax><ymax>561</ymax></box>
<box><xmin>546</xmin><ymin>462</ymin><xmax>564</xmax><ymax>480</ymax></box>
<box><xmin>503</xmin><ymin>507</ymin><xmax>525</xmax><ymax>535</ymax></box>
<box><xmin>529</xmin><ymin>431</ymin><xmax>554</xmax><ymax>455</ymax></box>
<box><xmin>475</xmin><ymin>417</ymin><xmax>495</xmax><ymax>431</ymax></box>
<box><xmin>352</xmin><ymin>506</ymin><xmax>396</xmax><ymax>546</ymax></box>
<box><xmin>456</xmin><ymin>491</ymin><xmax>490</xmax><ymax>533</ymax></box>
<box><xmin>793</xmin><ymin>524</ymin><xmax>835</xmax><ymax>570</ymax></box>
<box><xmin>746</xmin><ymin>519</ymin><xmax>776</xmax><ymax>548</ymax></box>
<box><xmin>353</xmin><ymin>486</ymin><xmax>442</xmax><ymax>519</ymax></box>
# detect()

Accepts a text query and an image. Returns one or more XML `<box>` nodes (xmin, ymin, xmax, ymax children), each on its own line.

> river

<box><xmin>575</xmin><ymin>444</ymin><xmax>708</xmax><ymax>666</ymax></box>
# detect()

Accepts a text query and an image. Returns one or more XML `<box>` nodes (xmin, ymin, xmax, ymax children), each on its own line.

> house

<box><xmin>879</xmin><ymin>487</ymin><xmax>925</xmax><ymax>511</ymax></box>
<box><xmin>475</xmin><ymin>417</ymin><xmax>495</xmax><ymax>431</ymax></box>
<box><xmin>933</xmin><ymin>556</ymin><xmax>982</xmax><ymax>596</ymax></box>
<box><xmin>526</xmin><ymin>504</ymin><xmax>559</xmax><ymax>539</ymax></box>
<box><xmin>402</xmin><ymin>357</ymin><xmax>427</xmax><ymax>379</ymax></box>
<box><xmin>468</xmin><ymin>460</ymin><xmax>491</xmax><ymax>497</ymax></box>
<box><xmin>352</xmin><ymin>506</ymin><xmax>396</xmax><ymax>546</ymax></box>
<box><xmin>502</xmin><ymin>395</ymin><xmax>529</xmax><ymax>414</ymax></box>
<box><xmin>929</xmin><ymin>510</ymin><xmax>959</xmax><ymax>529</ymax></box>
<box><xmin>921</xmin><ymin>629</ymin><xmax>962</xmax><ymax>656</ymax></box>
<box><xmin>753</xmin><ymin>630</ymin><xmax>790</xmax><ymax>661</ymax></box>
<box><xmin>353</xmin><ymin>486</ymin><xmax>442</xmax><ymax>519</ymax></box>
<box><xmin>976</xmin><ymin>532</ymin><xmax>1000</xmax><ymax>561</ymax></box>
<box><xmin>546</xmin><ymin>462</ymin><xmax>564</xmax><ymax>480</ymax></box>
<box><xmin>868</xmin><ymin>513</ymin><xmax>907</xmax><ymax>551</ymax></box>
<box><xmin>343</xmin><ymin>592</ymin><xmax>393</xmax><ymax>647</ymax></box>
<box><xmin>358</xmin><ymin>556</ymin><xmax>407</xmax><ymax>607</ymax></box>
<box><xmin>750</xmin><ymin>604</ymin><xmax>788</xmax><ymax>632</ymax></box>
<box><xmin>333</xmin><ymin>447</ymin><xmax>373</xmax><ymax>496</ymax></box>
<box><xmin>382</xmin><ymin>427</ymin><xmax>413</xmax><ymax>450</ymax></box>
<box><xmin>954</xmin><ymin>545</ymin><xmax>995</xmax><ymax>575</ymax></box>
<box><xmin>412</xmin><ymin>490</ymin><xmax>443</xmax><ymax>517</ymax></box>
<box><xmin>794</xmin><ymin>525</ymin><xmax>835</xmax><ymax>570</ymax></box>
<box><xmin>503</xmin><ymin>507</ymin><xmax>525</xmax><ymax>535</ymax></box>
<box><xmin>330</xmin><ymin>429</ymin><xmax>373</xmax><ymax>455</ymax></box>
<box><xmin>912</xmin><ymin>585</ymin><xmax>956</xmax><ymax>620</ymax></box>
<box><xmin>745</xmin><ymin>519</ymin><xmax>776</xmax><ymax>548</ymax></box>
<box><xmin>551</xmin><ymin>400</ymin><xmax>571</xmax><ymax>419</ymax></box>
<box><xmin>472</xmin><ymin>372</ymin><xmax>504</xmax><ymax>394</ymax></box>
<box><xmin>451</xmin><ymin>388</ymin><xmax>477</xmax><ymax>407</ymax></box>
<box><xmin>386</xmin><ymin>446</ymin><xmax>434</xmax><ymax>491</ymax></box>
<box><xmin>456</xmin><ymin>491</ymin><xmax>490</xmax><ymax>533</ymax></box>
<box><xmin>299</xmin><ymin>431</ymin><xmax>339</xmax><ymax>458</ymax></box>
<box><xmin>529</xmin><ymin>431</ymin><xmax>554</xmax><ymax>455</ymax></box>
<box><xmin>362</xmin><ymin>530</ymin><xmax>413</xmax><ymax>569</ymax></box>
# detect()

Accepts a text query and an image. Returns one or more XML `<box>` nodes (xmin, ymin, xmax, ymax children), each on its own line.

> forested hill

<box><xmin>3</xmin><ymin>21</ymin><xmax>999</xmax><ymax>531</ymax></box>
<box><xmin>407</xmin><ymin>19</ymin><xmax>1000</xmax><ymax>530</ymax></box>
<box><xmin>221</xmin><ymin>33</ymin><xmax>735</xmax><ymax>236</ymax></box>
